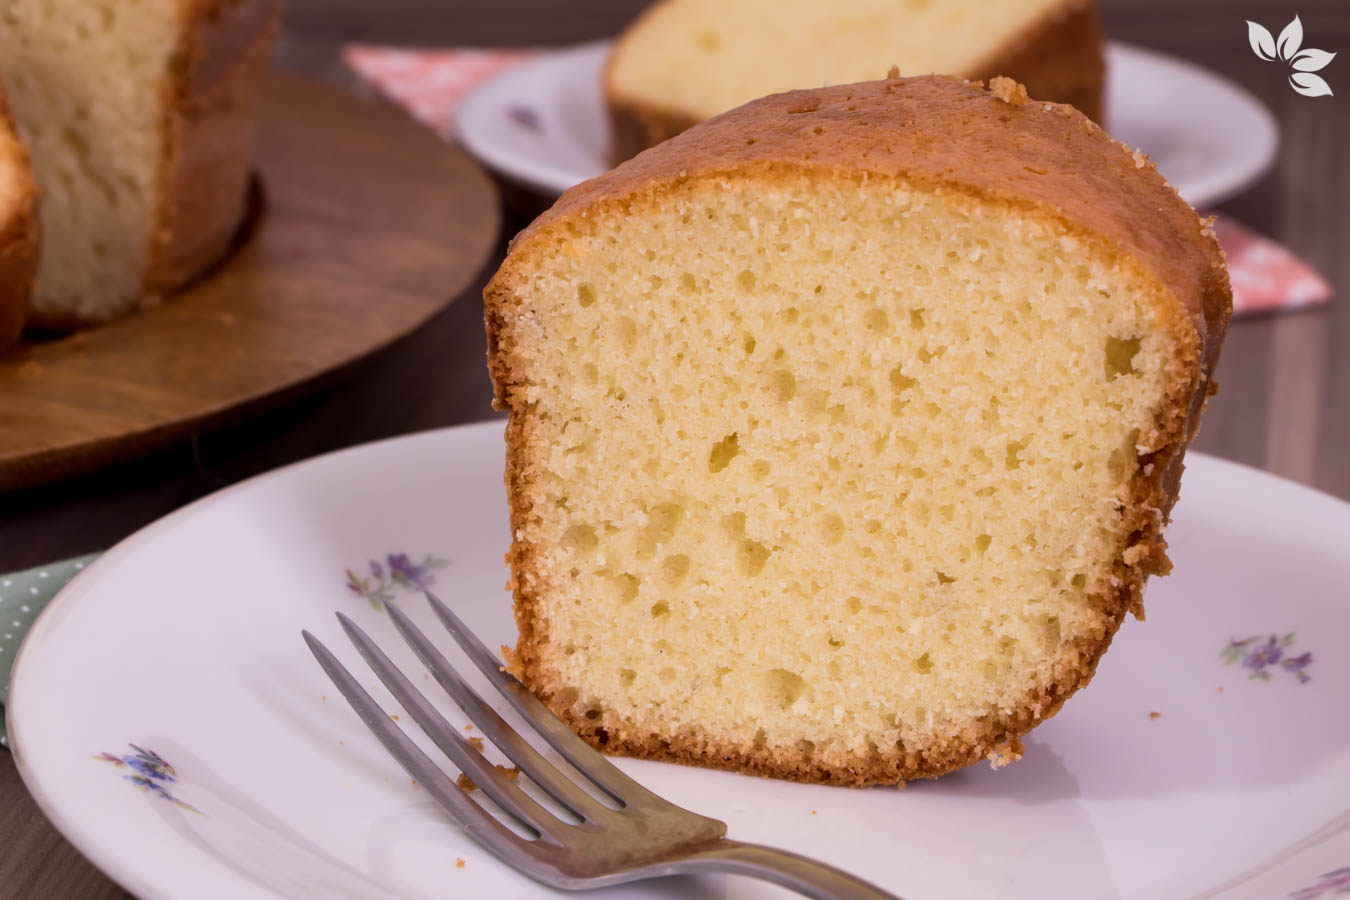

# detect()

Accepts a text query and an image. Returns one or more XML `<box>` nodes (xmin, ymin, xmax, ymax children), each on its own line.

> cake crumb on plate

<box><xmin>987</xmin><ymin>738</ymin><xmax>1025</xmax><ymax>769</ymax></box>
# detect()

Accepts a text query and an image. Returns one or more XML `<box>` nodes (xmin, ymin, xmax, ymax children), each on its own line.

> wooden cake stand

<box><xmin>0</xmin><ymin>71</ymin><xmax>500</xmax><ymax>491</ymax></box>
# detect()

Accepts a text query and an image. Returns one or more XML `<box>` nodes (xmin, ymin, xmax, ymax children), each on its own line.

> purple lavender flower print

<box><xmin>1221</xmin><ymin>633</ymin><xmax>1312</xmax><ymax>684</ymax></box>
<box><xmin>505</xmin><ymin>104</ymin><xmax>542</xmax><ymax>132</ymax></box>
<box><xmin>122</xmin><ymin>746</ymin><xmax>173</xmax><ymax>780</ymax></box>
<box><xmin>96</xmin><ymin>744</ymin><xmax>201</xmax><ymax>814</ymax></box>
<box><xmin>345</xmin><ymin>552</ymin><xmax>449</xmax><ymax>610</ymax></box>
<box><xmin>1282</xmin><ymin>651</ymin><xmax>1313</xmax><ymax>684</ymax></box>
<box><xmin>387</xmin><ymin>553</ymin><xmax>434</xmax><ymax>590</ymax></box>
<box><xmin>127</xmin><ymin>774</ymin><xmax>166</xmax><ymax>793</ymax></box>
<box><xmin>1244</xmin><ymin>636</ymin><xmax>1284</xmax><ymax>675</ymax></box>
<box><xmin>1290</xmin><ymin>866</ymin><xmax>1350</xmax><ymax>899</ymax></box>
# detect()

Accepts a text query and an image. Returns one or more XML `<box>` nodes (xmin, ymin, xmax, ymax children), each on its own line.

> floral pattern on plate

<box><xmin>95</xmin><ymin>744</ymin><xmax>201</xmax><ymax>814</ymax></box>
<box><xmin>505</xmin><ymin>104</ymin><xmax>542</xmax><ymax>132</ymax></box>
<box><xmin>1290</xmin><ymin>866</ymin><xmax>1350</xmax><ymax>899</ymax></box>
<box><xmin>1222</xmin><ymin>633</ymin><xmax>1313</xmax><ymax>683</ymax></box>
<box><xmin>345</xmin><ymin>552</ymin><xmax>450</xmax><ymax>609</ymax></box>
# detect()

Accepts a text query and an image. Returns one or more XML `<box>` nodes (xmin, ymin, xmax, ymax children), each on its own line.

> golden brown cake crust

<box><xmin>604</xmin><ymin>0</ymin><xmax>1105</xmax><ymax>162</ymax></box>
<box><xmin>487</xmin><ymin>74</ymin><xmax>1231</xmax><ymax>785</ymax></box>
<box><xmin>148</xmin><ymin>0</ymin><xmax>282</xmax><ymax>294</ymax></box>
<box><xmin>0</xmin><ymin>88</ymin><xmax>38</xmax><ymax>352</ymax></box>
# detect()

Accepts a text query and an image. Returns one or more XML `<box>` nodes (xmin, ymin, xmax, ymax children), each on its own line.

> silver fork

<box><xmin>302</xmin><ymin>591</ymin><xmax>900</xmax><ymax>899</ymax></box>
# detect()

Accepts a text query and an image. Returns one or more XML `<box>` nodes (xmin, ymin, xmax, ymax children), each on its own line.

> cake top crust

<box><xmin>508</xmin><ymin>74</ymin><xmax>1230</xmax><ymax>373</ymax></box>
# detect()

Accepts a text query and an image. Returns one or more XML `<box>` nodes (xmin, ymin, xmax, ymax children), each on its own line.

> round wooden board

<box><xmin>0</xmin><ymin>71</ymin><xmax>500</xmax><ymax>492</ymax></box>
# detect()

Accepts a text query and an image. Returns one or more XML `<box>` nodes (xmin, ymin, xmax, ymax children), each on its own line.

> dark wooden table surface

<box><xmin>2</xmin><ymin>1</ymin><xmax>1345</xmax><ymax>896</ymax></box>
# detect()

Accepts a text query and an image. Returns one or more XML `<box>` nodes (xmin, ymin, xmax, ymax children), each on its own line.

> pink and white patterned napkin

<box><xmin>343</xmin><ymin>46</ymin><xmax>537</xmax><ymax>134</ymax></box>
<box><xmin>343</xmin><ymin>45</ymin><xmax>1332</xmax><ymax>316</ymax></box>
<box><xmin>1209</xmin><ymin>218</ymin><xmax>1331</xmax><ymax>314</ymax></box>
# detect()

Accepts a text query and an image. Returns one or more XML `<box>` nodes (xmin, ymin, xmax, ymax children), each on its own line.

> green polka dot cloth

<box><xmin>0</xmin><ymin>554</ymin><xmax>99</xmax><ymax>749</ymax></box>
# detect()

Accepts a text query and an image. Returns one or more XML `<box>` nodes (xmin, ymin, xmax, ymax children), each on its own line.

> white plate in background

<box><xmin>454</xmin><ymin>41</ymin><xmax>1278</xmax><ymax>208</ymax></box>
<box><xmin>8</xmin><ymin>421</ymin><xmax>1350</xmax><ymax>899</ymax></box>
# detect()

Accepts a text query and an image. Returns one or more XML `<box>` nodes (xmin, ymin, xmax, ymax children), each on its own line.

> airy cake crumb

<box><xmin>486</xmin><ymin>73</ymin><xmax>1229</xmax><ymax>786</ymax></box>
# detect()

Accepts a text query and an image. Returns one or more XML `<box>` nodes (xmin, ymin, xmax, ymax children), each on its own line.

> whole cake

<box><xmin>486</xmin><ymin>74</ymin><xmax>1230</xmax><ymax>785</ymax></box>
<box><xmin>0</xmin><ymin>0</ymin><xmax>282</xmax><ymax>330</ymax></box>
<box><xmin>607</xmin><ymin>0</ymin><xmax>1104</xmax><ymax>161</ymax></box>
<box><xmin>0</xmin><ymin>86</ymin><xmax>38</xmax><ymax>353</ymax></box>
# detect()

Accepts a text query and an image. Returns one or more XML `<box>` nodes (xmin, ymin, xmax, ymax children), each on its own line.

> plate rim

<box><xmin>9</xmin><ymin>423</ymin><xmax>1350</xmax><ymax>899</ymax></box>
<box><xmin>452</xmin><ymin>39</ymin><xmax>612</xmax><ymax>196</ymax></box>
<box><xmin>453</xmin><ymin>39</ymin><xmax>1280</xmax><ymax>208</ymax></box>
<box><xmin>6</xmin><ymin>420</ymin><xmax>507</xmax><ymax>900</ymax></box>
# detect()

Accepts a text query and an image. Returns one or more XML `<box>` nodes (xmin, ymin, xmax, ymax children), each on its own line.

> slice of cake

<box><xmin>607</xmin><ymin>0</ymin><xmax>1104</xmax><ymax>160</ymax></box>
<box><xmin>0</xmin><ymin>85</ymin><xmax>38</xmax><ymax>353</ymax></box>
<box><xmin>0</xmin><ymin>0</ymin><xmax>282</xmax><ymax>329</ymax></box>
<box><xmin>486</xmin><ymin>74</ymin><xmax>1230</xmax><ymax>785</ymax></box>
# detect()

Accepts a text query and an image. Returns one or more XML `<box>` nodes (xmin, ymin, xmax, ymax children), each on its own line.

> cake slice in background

<box><xmin>0</xmin><ymin>85</ymin><xmax>38</xmax><ymax>353</ymax></box>
<box><xmin>607</xmin><ymin>0</ymin><xmax>1104</xmax><ymax>160</ymax></box>
<box><xmin>486</xmin><ymin>74</ymin><xmax>1230</xmax><ymax>785</ymax></box>
<box><xmin>0</xmin><ymin>0</ymin><xmax>282</xmax><ymax>330</ymax></box>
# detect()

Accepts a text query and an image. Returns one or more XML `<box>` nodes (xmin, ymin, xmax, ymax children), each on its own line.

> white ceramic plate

<box><xmin>454</xmin><ymin>41</ymin><xmax>1278</xmax><ymax>208</ymax></box>
<box><xmin>9</xmin><ymin>422</ymin><xmax>1350</xmax><ymax>900</ymax></box>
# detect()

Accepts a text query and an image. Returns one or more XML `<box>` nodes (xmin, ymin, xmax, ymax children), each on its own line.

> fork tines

<box><xmin>301</xmin><ymin>591</ymin><xmax>723</xmax><ymax>883</ymax></box>
<box><xmin>303</xmin><ymin>592</ymin><xmax>901</xmax><ymax>898</ymax></box>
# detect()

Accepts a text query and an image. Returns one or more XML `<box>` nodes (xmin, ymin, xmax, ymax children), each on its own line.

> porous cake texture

<box><xmin>0</xmin><ymin>85</ymin><xmax>38</xmax><ymax>352</ymax></box>
<box><xmin>486</xmin><ymin>74</ymin><xmax>1230</xmax><ymax>785</ymax></box>
<box><xmin>607</xmin><ymin>0</ymin><xmax>1104</xmax><ymax>160</ymax></box>
<box><xmin>0</xmin><ymin>0</ymin><xmax>281</xmax><ymax>329</ymax></box>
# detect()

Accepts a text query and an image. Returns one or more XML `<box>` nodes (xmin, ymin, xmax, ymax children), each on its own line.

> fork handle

<box><xmin>673</xmin><ymin>839</ymin><xmax>902</xmax><ymax>899</ymax></box>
